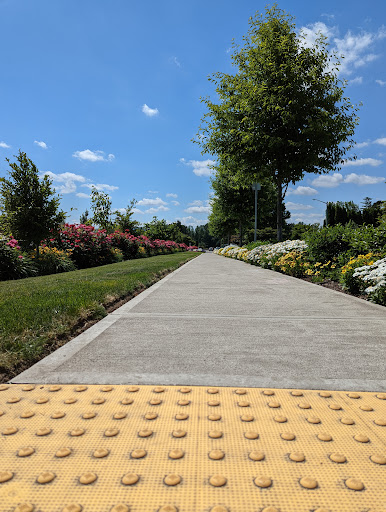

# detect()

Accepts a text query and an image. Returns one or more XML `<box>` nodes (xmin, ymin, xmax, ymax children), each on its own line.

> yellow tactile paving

<box><xmin>0</xmin><ymin>384</ymin><xmax>385</xmax><ymax>511</ymax></box>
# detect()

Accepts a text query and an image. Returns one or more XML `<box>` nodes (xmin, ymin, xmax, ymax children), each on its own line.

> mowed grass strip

<box><xmin>0</xmin><ymin>252</ymin><xmax>199</xmax><ymax>377</ymax></box>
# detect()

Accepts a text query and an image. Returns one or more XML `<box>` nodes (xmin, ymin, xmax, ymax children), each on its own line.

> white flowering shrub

<box><xmin>214</xmin><ymin>237</ymin><xmax>385</xmax><ymax>306</ymax></box>
<box><xmin>259</xmin><ymin>240</ymin><xmax>308</xmax><ymax>268</ymax></box>
<box><xmin>246</xmin><ymin>243</ymin><xmax>274</xmax><ymax>264</ymax></box>
<box><xmin>352</xmin><ymin>257</ymin><xmax>386</xmax><ymax>305</ymax></box>
<box><xmin>215</xmin><ymin>240</ymin><xmax>307</xmax><ymax>265</ymax></box>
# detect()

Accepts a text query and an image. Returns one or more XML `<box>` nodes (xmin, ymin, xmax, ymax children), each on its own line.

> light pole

<box><xmin>312</xmin><ymin>198</ymin><xmax>328</xmax><ymax>226</ymax></box>
<box><xmin>251</xmin><ymin>183</ymin><xmax>261</xmax><ymax>242</ymax></box>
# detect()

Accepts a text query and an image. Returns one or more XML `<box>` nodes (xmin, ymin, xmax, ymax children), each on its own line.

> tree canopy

<box><xmin>196</xmin><ymin>5</ymin><xmax>360</xmax><ymax>240</ymax></box>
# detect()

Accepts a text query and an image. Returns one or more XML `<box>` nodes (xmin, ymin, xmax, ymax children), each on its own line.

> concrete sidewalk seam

<box><xmin>113</xmin><ymin>311</ymin><xmax>386</xmax><ymax>320</ymax></box>
<box><xmin>11</xmin><ymin>370</ymin><xmax>386</xmax><ymax>391</ymax></box>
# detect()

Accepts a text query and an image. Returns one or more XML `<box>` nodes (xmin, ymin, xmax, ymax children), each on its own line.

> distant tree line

<box><xmin>325</xmin><ymin>198</ymin><xmax>384</xmax><ymax>227</ymax></box>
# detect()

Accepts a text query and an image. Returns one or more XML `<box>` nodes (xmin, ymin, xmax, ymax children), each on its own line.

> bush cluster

<box><xmin>29</xmin><ymin>246</ymin><xmax>77</xmax><ymax>275</ymax></box>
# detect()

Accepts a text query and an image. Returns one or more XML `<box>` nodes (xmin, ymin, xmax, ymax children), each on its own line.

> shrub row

<box><xmin>215</xmin><ymin>224</ymin><xmax>386</xmax><ymax>306</ymax></box>
<box><xmin>0</xmin><ymin>224</ymin><xmax>191</xmax><ymax>281</ymax></box>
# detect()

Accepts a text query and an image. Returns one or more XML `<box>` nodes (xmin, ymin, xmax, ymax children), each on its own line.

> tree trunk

<box><xmin>276</xmin><ymin>180</ymin><xmax>283</xmax><ymax>242</ymax></box>
<box><xmin>239</xmin><ymin>220</ymin><xmax>243</xmax><ymax>246</ymax></box>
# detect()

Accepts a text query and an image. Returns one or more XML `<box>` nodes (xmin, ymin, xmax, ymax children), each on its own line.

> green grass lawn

<box><xmin>0</xmin><ymin>252</ymin><xmax>198</xmax><ymax>377</ymax></box>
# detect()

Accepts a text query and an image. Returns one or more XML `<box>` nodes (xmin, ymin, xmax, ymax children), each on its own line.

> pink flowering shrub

<box><xmin>108</xmin><ymin>230</ymin><xmax>140</xmax><ymax>260</ymax></box>
<box><xmin>0</xmin><ymin>236</ymin><xmax>37</xmax><ymax>280</ymax></box>
<box><xmin>44</xmin><ymin>224</ymin><xmax>118</xmax><ymax>269</ymax></box>
<box><xmin>44</xmin><ymin>224</ymin><xmax>187</xmax><ymax>269</ymax></box>
<box><xmin>1</xmin><ymin>226</ymin><xmax>188</xmax><ymax>281</ymax></box>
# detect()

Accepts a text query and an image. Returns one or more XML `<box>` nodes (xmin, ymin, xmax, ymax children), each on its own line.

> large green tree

<box><xmin>196</xmin><ymin>5</ymin><xmax>359</xmax><ymax>240</ymax></box>
<box><xmin>0</xmin><ymin>151</ymin><xmax>65</xmax><ymax>254</ymax></box>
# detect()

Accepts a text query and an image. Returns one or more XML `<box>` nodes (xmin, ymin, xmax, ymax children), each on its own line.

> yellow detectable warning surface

<box><xmin>0</xmin><ymin>384</ymin><xmax>385</xmax><ymax>512</ymax></box>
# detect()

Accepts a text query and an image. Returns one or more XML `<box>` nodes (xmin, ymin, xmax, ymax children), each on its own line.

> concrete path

<box><xmin>13</xmin><ymin>253</ymin><xmax>386</xmax><ymax>391</ymax></box>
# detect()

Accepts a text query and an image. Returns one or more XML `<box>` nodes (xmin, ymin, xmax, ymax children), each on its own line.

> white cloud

<box><xmin>300</xmin><ymin>23</ymin><xmax>386</xmax><ymax>77</ymax></box>
<box><xmin>342</xmin><ymin>157</ymin><xmax>382</xmax><ymax>166</ymax></box>
<box><xmin>147</xmin><ymin>190</ymin><xmax>159</xmax><ymax>194</ymax></box>
<box><xmin>42</xmin><ymin>171</ymin><xmax>86</xmax><ymax>194</ymax></box>
<box><xmin>73</xmin><ymin>149</ymin><xmax>115</xmax><ymax>162</ymax></box>
<box><xmin>171</xmin><ymin>56</ymin><xmax>181</xmax><ymax>67</ymax></box>
<box><xmin>142</xmin><ymin>104</ymin><xmax>159</xmax><ymax>117</ymax></box>
<box><xmin>180</xmin><ymin>158</ymin><xmax>216</xmax><ymax>177</ymax></box>
<box><xmin>311</xmin><ymin>172</ymin><xmax>385</xmax><ymax>187</ymax></box>
<box><xmin>166</xmin><ymin>193</ymin><xmax>178</xmax><ymax>198</ymax></box>
<box><xmin>376</xmin><ymin>79</ymin><xmax>386</xmax><ymax>86</ymax></box>
<box><xmin>344</xmin><ymin>173</ymin><xmax>385</xmax><ymax>185</ymax></box>
<box><xmin>311</xmin><ymin>174</ymin><xmax>344</xmax><ymax>187</ymax></box>
<box><xmin>145</xmin><ymin>205</ymin><xmax>170</xmax><ymax>214</ymax></box>
<box><xmin>290</xmin><ymin>212</ymin><xmax>325</xmax><ymax>224</ymax></box>
<box><xmin>137</xmin><ymin>197</ymin><xmax>167</xmax><ymax>206</ymax></box>
<box><xmin>76</xmin><ymin>192</ymin><xmax>90</xmax><ymax>199</ymax></box>
<box><xmin>300</xmin><ymin>22</ymin><xmax>337</xmax><ymax>49</ymax></box>
<box><xmin>188</xmin><ymin>199</ymin><xmax>205</xmax><ymax>206</ymax></box>
<box><xmin>348</xmin><ymin>76</ymin><xmax>363</xmax><ymax>85</ymax></box>
<box><xmin>285</xmin><ymin>202</ymin><xmax>313</xmax><ymax>211</ymax></box>
<box><xmin>287</xmin><ymin>186</ymin><xmax>318</xmax><ymax>196</ymax></box>
<box><xmin>171</xmin><ymin>200</ymin><xmax>180</xmax><ymax>206</ymax></box>
<box><xmin>374</xmin><ymin>137</ymin><xmax>386</xmax><ymax>146</ymax></box>
<box><xmin>132</xmin><ymin>208</ymin><xmax>145</xmax><ymax>215</ymax></box>
<box><xmin>0</xmin><ymin>141</ymin><xmax>10</xmax><ymax>148</ymax></box>
<box><xmin>356</xmin><ymin>141</ymin><xmax>370</xmax><ymax>148</ymax></box>
<box><xmin>184</xmin><ymin>205</ymin><xmax>211</xmax><ymax>214</ymax></box>
<box><xmin>178</xmin><ymin>216</ymin><xmax>208</xmax><ymax>227</ymax></box>
<box><xmin>34</xmin><ymin>140</ymin><xmax>47</xmax><ymax>149</ymax></box>
<box><xmin>82</xmin><ymin>183</ymin><xmax>119</xmax><ymax>192</ymax></box>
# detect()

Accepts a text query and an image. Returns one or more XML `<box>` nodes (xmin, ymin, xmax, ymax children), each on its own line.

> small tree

<box><xmin>196</xmin><ymin>5</ymin><xmax>359</xmax><ymax>240</ymax></box>
<box><xmin>210</xmin><ymin>160</ymin><xmax>290</xmax><ymax>244</ymax></box>
<box><xmin>79</xmin><ymin>209</ymin><xmax>92</xmax><ymax>225</ymax></box>
<box><xmin>114</xmin><ymin>199</ymin><xmax>140</xmax><ymax>234</ymax></box>
<box><xmin>211</xmin><ymin>164</ymin><xmax>255</xmax><ymax>245</ymax></box>
<box><xmin>0</xmin><ymin>151</ymin><xmax>65</xmax><ymax>254</ymax></box>
<box><xmin>90</xmin><ymin>187</ymin><xmax>113</xmax><ymax>231</ymax></box>
<box><xmin>209</xmin><ymin>198</ymin><xmax>238</xmax><ymax>245</ymax></box>
<box><xmin>143</xmin><ymin>217</ymin><xmax>172</xmax><ymax>240</ymax></box>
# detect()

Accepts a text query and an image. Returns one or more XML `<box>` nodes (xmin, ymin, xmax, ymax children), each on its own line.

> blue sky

<box><xmin>0</xmin><ymin>0</ymin><xmax>385</xmax><ymax>227</ymax></box>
